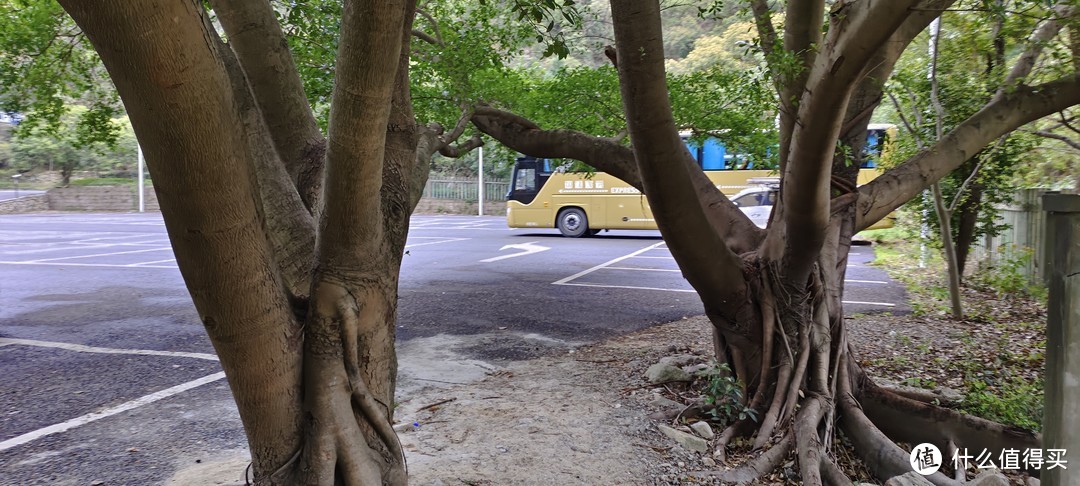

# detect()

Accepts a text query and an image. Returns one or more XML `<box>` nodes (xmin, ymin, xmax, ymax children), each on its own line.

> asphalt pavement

<box><xmin>0</xmin><ymin>212</ymin><xmax>909</xmax><ymax>484</ymax></box>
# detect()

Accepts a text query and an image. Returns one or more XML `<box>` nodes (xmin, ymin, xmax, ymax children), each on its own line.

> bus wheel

<box><xmin>557</xmin><ymin>208</ymin><xmax>589</xmax><ymax>237</ymax></box>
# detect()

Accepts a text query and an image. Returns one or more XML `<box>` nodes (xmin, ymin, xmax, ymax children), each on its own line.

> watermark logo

<box><xmin>910</xmin><ymin>443</ymin><xmax>943</xmax><ymax>475</ymax></box>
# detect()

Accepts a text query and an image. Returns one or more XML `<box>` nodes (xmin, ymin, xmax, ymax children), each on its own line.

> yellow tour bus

<box><xmin>505</xmin><ymin>125</ymin><xmax>896</xmax><ymax>237</ymax></box>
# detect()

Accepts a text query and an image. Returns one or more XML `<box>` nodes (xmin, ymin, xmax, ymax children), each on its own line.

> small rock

<box><xmin>91</xmin><ymin>482</ymin><xmax>104</xmax><ymax>486</ymax></box>
<box><xmin>682</xmin><ymin>363</ymin><xmax>711</xmax><ymax>376</ymax></box>
<box><xmin>659</xmin><ymin>354</ymin><xmax>699</xmax><ymax>367</ymax></box>
<box><xmin>657</xmin><ymin>424</ymin><xmax>708</xmax><ymax>453</ymax></box>
<box><xmin>649</xmin><ymin>394</ymin><xmax>685</xmax><ymax>409</ymax></box>
<box><xmin>934</xmin><ymin>386</ymin><xmax>964</xmax><ymax>404</ymax></box>
<box><xmin>645</xmin><ymin>363</ymin><xmax>691</xmax><ymax>384</ymax></box>
<box><xmin>689</xmin><ymin>421</ymin><xmax>715</xmax><ymax>440</ymax></box>
<box><xmin>648</xmin><ymin>409</ymin><xmax>681</xmax><ymax>421</ymax></box>
<box><xmin>883</xmin><ymin>472</ymin><xmax>934</xmax><ymax>486</ymax></box>
<box><xmin>1027</xmin><ymin>477</ymin><xmax>1040</xmax><ymax>486</ymax></box>
<box><xmin>702</xmin><ymin>457</ymin><xmax>716</xmax><ymax>467</ymax></box>
<box><xmin>970</xmin><ymin>469</ymin><xmax>1009</xmax><ymax>486</ymax></box>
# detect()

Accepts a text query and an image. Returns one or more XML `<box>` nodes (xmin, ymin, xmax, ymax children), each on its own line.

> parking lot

<box><xmin>0</xmin><ymin>212</ymin><xmax>908</xmax><ymax>484</ymax></box>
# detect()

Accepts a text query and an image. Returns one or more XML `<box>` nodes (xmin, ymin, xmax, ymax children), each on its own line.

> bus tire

<box><xmin>556</xmin><ymin>207</ymin><xmax>589</xmax><ymax>238</ymax></box>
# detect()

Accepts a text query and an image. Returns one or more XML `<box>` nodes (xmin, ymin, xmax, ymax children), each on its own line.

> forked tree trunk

<box><xmin>603</xmin><ymin>2</ymin><xmax>1056</xmax><ymax>484</ymax></box>
<box><xmin>60</xmin><ymin>1</ymin><xmax>418</xmax><ymax>484</ymax></box>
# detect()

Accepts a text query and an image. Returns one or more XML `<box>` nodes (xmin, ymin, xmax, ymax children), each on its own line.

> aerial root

<box><xmin>819</xmin><ymin>456</ymin><xmax>849</xmax><ymax>486</ymax></box>
<box><xmin>338</xmin><ymin>297</ymin><xmax>408</xmax><ymax>484</ymax></box>
<box><xmin>689</xmin><ymin>434</ymin><xmax>794</xmax><ymax>484</ymax></box>
<box><xmin>794</xmin><ymin>396</ymin><xmax>827</xmax><ymax>486</ymax></box>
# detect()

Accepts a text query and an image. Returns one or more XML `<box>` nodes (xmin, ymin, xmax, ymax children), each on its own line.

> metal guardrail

<box><xmin>422</xmin><ymin>178</ymin><xmax>509</xmax><ymax>202</ymax></box>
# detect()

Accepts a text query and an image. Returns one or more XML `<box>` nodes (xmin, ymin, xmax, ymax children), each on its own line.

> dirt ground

<box><xmin>171</xmin><ymin>300</ymin><xmax>1044</xmax><ymax>485</ymax></box>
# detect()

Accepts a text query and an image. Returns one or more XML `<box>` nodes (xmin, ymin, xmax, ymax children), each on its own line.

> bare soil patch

<box><xmin>174</xmin><ymin>284</ymin><xmax>1045</xmax><ymax>485</ymax></box>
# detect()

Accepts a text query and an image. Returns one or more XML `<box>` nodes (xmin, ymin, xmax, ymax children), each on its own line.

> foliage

<box><xmin>0</xmin><ymin>0</ymin><xmax>121</xmax><ymax>145</ymax></box>
<box><xmin>700</xmin><ymin>361</ymin><xmax>757</xmax><ymax>425</ymax></box>
<box><xmin>969</xmin><ymin>244</ymin><xmax>1048</xmax><ymax>301</ymax></box>
<box><xmin>884</xmin><ymin>3</ymin><xmax>1067</xmax><ymax>261</ymax></box>
<box><xmin>962</xmin><ymin>376</ymin><xmax>1043</xmax><ymax>432</ymax></box>
<box><xmin>5</xmin><ymin>105</ymin><xmax>136</xmax><ymax>184</ymax></box>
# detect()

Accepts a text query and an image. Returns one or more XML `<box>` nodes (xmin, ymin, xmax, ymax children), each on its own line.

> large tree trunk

<box><xmin>599</xmin><ymin>1</ymin><xmax>1064</xmax><ymax>484</ymax></box>
<box><xmin>60</xmin><ymin>1</ymin><xmax>418</xmax><ymax>484</ymax></box>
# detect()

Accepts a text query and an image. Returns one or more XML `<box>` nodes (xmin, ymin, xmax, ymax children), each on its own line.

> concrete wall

<box><xmin>45</xmin><ymin>186</ymin><xmax>159</xmax><ymax>212</ymax></box>
<box><xmin>5</xmin><ymin>185</ymin><xmax>494</xmax><ymax>217</ymax></box>
<box><xmin>0</xmin><ymin>194</ymin><xmax>49</xmax><ymax>214</ymax></box>
<box><xmin>413</xmin><ymin>198</ymin><xmax>506</xmax><ymax>216</ymax></box>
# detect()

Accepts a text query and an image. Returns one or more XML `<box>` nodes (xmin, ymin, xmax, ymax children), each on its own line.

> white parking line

<box><xmin>0</xmin><ymin>372</ymin><xmax>226</xmax><ymax>452</ymax></box>
<box><xmin>604</xmin><ymin>266</ymin><xmax>680</xmax><ymax>272</ymax></box>
<box><xmin>404</xmin><ymin>237</ymin><xmax>470</xmax><ymax>248</ymax></box>
<box><xmin>0</xmin><ymin>261</ymin><xmax>176</xmax><ymax>269</ymax></box>
<box><xmin>0</xmin><ymin>338</ymin><xmax>218</xmax><ymax>361</ymax></box>
<box><xmin>25</xmin><ymin>247</ymin><xmax>173</xmax><ymax>263</ymax></box>
<box><xmin>553</xmin><ymin>242</ymin><xmax>667</xmax><ymax>286</ymax></box>
<box><xmin>558</xmin><ymin>282</ymin><xmax>696</xmax><ymax>293</ymax></box>
<box><xmin>128</xmin><ymin>259</ymin><xmax>177</xmax><ymax>267</ymax></box>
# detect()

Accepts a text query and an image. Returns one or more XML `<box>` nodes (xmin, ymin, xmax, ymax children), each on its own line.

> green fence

<box><xmin>422</xmin><ymin>177</ymin><xmax>509</xmax><ymax>202</ymax></box>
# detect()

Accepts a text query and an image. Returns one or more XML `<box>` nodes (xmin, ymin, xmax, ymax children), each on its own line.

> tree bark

<box><xmin>58</xmin><ymin>1</ymin><xmax>306</xmax><ymax>477</ymax></box>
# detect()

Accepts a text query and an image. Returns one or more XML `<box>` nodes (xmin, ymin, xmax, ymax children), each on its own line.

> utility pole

<box><xmin>478</xmin><ymin>146</ymin><xmax>484</xmax><ymax>216</ymax></box>
<box><xmin>137</xmin><ymin>145</ymin><xmax>145</xmax><ymax>212</ymax></box>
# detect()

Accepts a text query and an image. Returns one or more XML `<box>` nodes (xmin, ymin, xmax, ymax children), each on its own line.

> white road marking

<box><xmin>404</xmin><ymin>237</ymin><xmax>469</xmax><ymax>249</ymax></box>
<box><xmin>127</xmin><ymin>258</ymin><xmax>177</xmax><ymax>267</ymax></box>
<box><xmin>555</xmin><ymin>281</ymin><xmax>696</xmax><ymax>293</ymax></box>
<box><xmin>552</xmin><ymin>242</ymin><xmax>666</xmax><ymax>285</ymax></box>
<box><xmin>604</xmin><ymin>266</ymin><xmax>680</xmax><ymax>272</ymax></box>
<box><xmin>25</xmin><ymin>247</ymin><xmax>173</xmax><ymax>263</ymax></box>
<box><xmin>0</xmin><ymin>338</ymin><xmax>218</xmax><ymax>361</ymax></box>
<box><xmin>0</xmin><ymin>372</ymin><xmax>226</xmax><ymax>452</ymax></box>
<box><xmin>481</xmin><ymin>241</ymin><xmax>551</xmax><ymax>262</ymax></box>
<box><xmin>0</xmin><ymin>261</ymin><xmax>176</xmax><ymax>269</ymax></box>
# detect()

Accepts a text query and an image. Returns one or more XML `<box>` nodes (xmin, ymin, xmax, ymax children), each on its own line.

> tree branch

<box><xmin>208</xmin><ymin>0</ymin><xmax>326</xmax><ymax>209</ymax></box>
<box><xmin>319</xmin><ymin>0</ymin><xmax>408</xmax><ymax>265</ymax></box>
<box><xmin>610</xmin><ymin>0</ymin><xmax>753</xmax><ymax>318</ymax></box>
<box><xmin>995</xmin><ymin>4</ymin><xmax>1074</xmax><ymax>101</ymax></box>
<box><xmin>470</xmin><ymin>106</ymin><xmax>764</xmax><ymax>253</ymax></box>
<box><xmin>858</xmin><ymin>75</ymin><xmax>1080</xmax><ymax>229</ymax></box>
<box><xmin>1024</xmin><ymin>127</ymin><xmax>1080</xmax><ymax>150</ymax></box>
<box><xmin>414</xmin><ymin>8</ymin><xmax>443</xmax><ymax>45</ymax></box>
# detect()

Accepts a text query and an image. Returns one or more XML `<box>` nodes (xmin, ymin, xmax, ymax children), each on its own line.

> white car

<box><xmin>730</xmin><ymin>183</ymin><xmax>896</xmax><ymax>231</ymax></box>
<box><xmin>731</xmin><ymin>185</ymin><xmax>777</xmax><ymax>228</ymax></box>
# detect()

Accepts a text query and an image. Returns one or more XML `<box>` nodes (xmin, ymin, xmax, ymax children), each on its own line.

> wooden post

<box><xmin>1042</xmin><ymin>193</ymin><xmax>1080</xmax><ymax>486</ymax></box>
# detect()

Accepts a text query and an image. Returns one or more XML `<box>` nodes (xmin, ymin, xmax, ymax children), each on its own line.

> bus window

<box><xmin>515</xmin><ymin>168</ymin><xmax>536</xmax><ymax>192</ymax></box>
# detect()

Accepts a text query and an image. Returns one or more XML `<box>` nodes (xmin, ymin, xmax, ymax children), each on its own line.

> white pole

<box><xmin>137</xmin><ymin>145</ymin><xmax>145</xmax><ymax>213</ymax></box>
<box><xmin>478</xmin><ymin>146</ymin><xmax>484</xmax><ymax>216</ymax></box>
<box><xmin>919</xmin><ymin>17</ymin><xmax>941</xmax><ymax>268</ymax></box>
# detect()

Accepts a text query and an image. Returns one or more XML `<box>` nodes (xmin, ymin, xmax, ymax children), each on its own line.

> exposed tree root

<box><xmin>819</xmin><ymin>456</ymin><xmax>851</xmax><ymax>486</ymax></box>
<box><xmin>837</xmin><ymin>361</ymin><xmax>961</xmax><ymax>486</ymax></box>
<box><xmin>877</xmin><ymin>384</ymin><xmax>961</xmax><ymax>407</ymax></box>
<box><xmin>858</xmin><ymin>383</ymin><xmax>1040</xmax><ymax>457</ymax></box>
<box><xmin>690</xmin><ymin>434</ymin><xmax>794</xmax><ymax>484</ymax></box>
